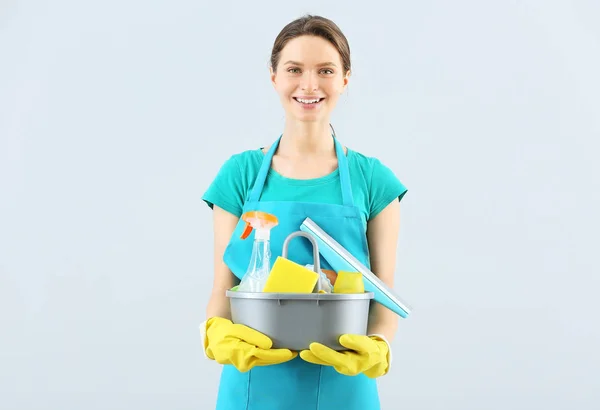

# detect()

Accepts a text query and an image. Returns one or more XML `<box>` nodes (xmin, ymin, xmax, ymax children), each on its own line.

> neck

<box><xmin>278</xmin><ymin>120</ymin><xmax>334</xmax><ymax>157</ymax></box>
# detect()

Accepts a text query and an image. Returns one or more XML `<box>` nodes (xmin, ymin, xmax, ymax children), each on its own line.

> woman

<box><xmin>201</xmin><ymin>15</ymin><xmax>407</xmax><ymax>410</ymax></box>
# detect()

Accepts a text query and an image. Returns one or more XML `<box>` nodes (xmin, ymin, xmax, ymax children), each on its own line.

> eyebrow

<box><xmin>283</xmin><ymin>60</ymin><xmax>338</xmax><ymax>67</ymax></box>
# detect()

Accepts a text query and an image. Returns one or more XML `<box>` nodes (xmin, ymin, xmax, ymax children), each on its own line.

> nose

<box><xmin>300</xmin><ymin>71</ymin><xmax>319</xmax><ymax>92</ymax></box>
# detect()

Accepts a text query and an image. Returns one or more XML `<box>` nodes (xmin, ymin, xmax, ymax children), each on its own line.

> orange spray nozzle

<box><xmin>240</xmin><ymin>211</ymin><xmax>278</xmax><ymax>239</ymax></box>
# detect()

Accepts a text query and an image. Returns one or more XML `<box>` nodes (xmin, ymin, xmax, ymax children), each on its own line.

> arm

<box><xmin>205</xmin><ymin>205</ymin><xmax>240</xmax><ymax>320</ymax></box>
<box><xmin>366</xmin><ymin>199</ymin><xmax>401</xmax><ymax>342</ymax></box>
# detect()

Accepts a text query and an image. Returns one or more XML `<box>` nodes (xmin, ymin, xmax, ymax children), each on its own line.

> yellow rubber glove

<box><xmin>203</xmin><ymin>317</ymin><xmax>297</xmax><ymax>372</ymax></box>
<box><xmin>299</xmin><ymin>334</ymin><xmax>390</xmax><ymax>378</ymax></box>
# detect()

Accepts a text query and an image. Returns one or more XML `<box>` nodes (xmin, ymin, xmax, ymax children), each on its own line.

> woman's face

<box><xmin>270</xmin><ymin>35</ymin><xmax>349</xmax><ymax>123</ymax></box>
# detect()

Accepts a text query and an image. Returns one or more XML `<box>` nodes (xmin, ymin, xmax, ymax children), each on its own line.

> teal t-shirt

<box><xmin>202</xmin><ymin>146</ymin><xmax>407</xmax><ymax>228</ymax></box>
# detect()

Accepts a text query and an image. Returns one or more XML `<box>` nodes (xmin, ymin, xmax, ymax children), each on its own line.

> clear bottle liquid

<box><xmin>236</xmin><ymin>211</ymin><xmax>278</xmax><ymax>292</ymax></box>
<box><xmin>237</xmin><ymin>230</ymin><xmax>271</xmax><ymax>292</ymax></box>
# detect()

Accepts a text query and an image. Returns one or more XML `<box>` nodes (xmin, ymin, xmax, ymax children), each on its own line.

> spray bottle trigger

<box><xmin>240</xmin><ymin>222</ymin><xmax>253</xmax><ymax>239</ymax></box>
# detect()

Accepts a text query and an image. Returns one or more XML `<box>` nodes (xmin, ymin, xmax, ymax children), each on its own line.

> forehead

<box><xmin>279</xmin><ymin>35</ymin><xmax>342</xmax><ymax>65</ymax></box>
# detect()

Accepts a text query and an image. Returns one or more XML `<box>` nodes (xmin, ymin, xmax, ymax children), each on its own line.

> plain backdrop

<box><xmin>1</xmin><ymin>0</ymin><xmax>599</xmax><ymax>409</ymax></box>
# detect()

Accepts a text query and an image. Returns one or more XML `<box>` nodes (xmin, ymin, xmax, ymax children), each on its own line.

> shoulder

<box><xmin>347</xmin><ymin>148</ymin><xmax>390</xmax><ymax>181</ymax></box>
<box><xmin>215</xmin><ymin>148</ymin><xmax>264</xmax><ymax>193</ymax></box>
<box><xmin>202</xmin><ymin>148</ymin><xmax>263</xmax><ymax>217</ymax></box>
<box><xmin>212</xmin><ymin>148</ymin><xmax>264</xmax><ymax>183</ymax></box>
<box><xmin>347</xmin><ymin>147</ymin><xmax>408</xmax><ymax>219</ymax></box>
<box><xmin>225</xmin><ymin>148</ymin><xmax>263</xmax><ymax>169</ymax></box>
<box><xmin>204</xmin><ymin>149</ymin><xmax>261</xmax><ymax>187</ymax></box>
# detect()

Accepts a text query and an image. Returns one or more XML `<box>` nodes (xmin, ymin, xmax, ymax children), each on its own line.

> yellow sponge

<box><xmin>333</xmin><ymin>271</ymin><xmax>364</xmax><ymax>294</ymax></box>
<box><xmin>262</xmin><ymin>256</ymin><xmax>319</xmax><ymax>293</ymax></box>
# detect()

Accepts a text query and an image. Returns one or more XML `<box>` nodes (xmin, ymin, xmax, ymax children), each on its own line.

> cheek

<box><xmin>324</xmin><ymin>78</ymin><xmax>344</xmax><ymax>94</ymax></box>
<box><xmin>324</xmin><ymin>83</ymin><xmax>343</xmax><ymax>99</ymax></box>
<box><xmin>275</xmin><ymin>84</ymin><xmax>295</xmax><ymax>101</ymax></box>
<box><xmin>274</xmin><ymin>76</ymin><xmax>295</xmax><ymax>94</ymax></box>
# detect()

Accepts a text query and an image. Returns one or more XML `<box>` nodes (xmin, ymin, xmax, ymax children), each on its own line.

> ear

<box><xmin>270</xmin><ymin>66</ymin><xmax>277</xmax><ymax>87</ymax></box>
<box><xmin>341</xmin><ymin>70</ymin><xmax>351</xmax><ymax>93</ymax></box>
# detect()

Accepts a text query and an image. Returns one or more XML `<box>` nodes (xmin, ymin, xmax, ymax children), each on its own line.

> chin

<box><xmin>293</xmin><ymin>114</ymin><xmax>323</xmax><ymax>123</ymax></box>
<box><xmin>293</xmin><ymin>108</ymin><xmax>329</xmax><ymax>122</ymax></box>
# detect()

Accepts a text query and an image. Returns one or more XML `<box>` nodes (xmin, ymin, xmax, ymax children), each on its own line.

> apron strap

<box><xmin>334</xmin><ymin>136</ymin><xmax>354</xmax><ymax>207</ymax></box>
<box><xmin>247</xmin><ymin>135</ymin><xmax>281</xmax><ymax>202</ymax></box>
<box><xmin>247</xmin><ymin>134</ymin><xmax>354</xmax><ymax>207</ymax></box>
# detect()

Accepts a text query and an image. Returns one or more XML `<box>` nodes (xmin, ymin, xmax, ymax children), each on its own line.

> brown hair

<box><xmin>270</xmin><ymin>15</ymin><xmax>351</xmax><ymax>75</ymax></box>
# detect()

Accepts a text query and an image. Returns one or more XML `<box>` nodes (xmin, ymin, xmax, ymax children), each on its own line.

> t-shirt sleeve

<box><xmin>369</xmin><ymin>159</ymin><xmax>407</xmax><ymax>220</ymax></box>
<box><xmin>202</xmin><ymin>155</ymin><xmax>245</xmax><ymax>217</ymax></box>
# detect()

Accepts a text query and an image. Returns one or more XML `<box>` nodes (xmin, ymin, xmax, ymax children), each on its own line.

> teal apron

<box><xmin>217</xmin><ymin>135</ymin><xmax>380</xmax><ymax>410</ymax></box>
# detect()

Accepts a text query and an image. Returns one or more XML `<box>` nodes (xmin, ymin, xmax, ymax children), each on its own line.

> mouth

<box><xmin>293</xmin><ymin>97</ymin><xmax>325</xmax><ymax>108</ymax></box>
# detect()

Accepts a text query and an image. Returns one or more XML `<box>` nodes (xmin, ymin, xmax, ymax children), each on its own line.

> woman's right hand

<box><xmin>203</xmin><ymin>317</ymin><xmax>297</xmax><ymax>372</ymax></box>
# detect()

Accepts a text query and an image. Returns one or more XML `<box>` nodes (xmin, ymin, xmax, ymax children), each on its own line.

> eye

<box><xmin>287</xmin><ymin>67</ymin><xmax>301</xmax><ymax>74</ymax></box>
<box><xmin>320</xmin><ymin>68</ymin><xmax>334</xmax><ymax>75</ymax></box>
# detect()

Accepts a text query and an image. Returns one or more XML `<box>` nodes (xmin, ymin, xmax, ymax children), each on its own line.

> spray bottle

<box><xmin>236</xmin><ymin>211</ymin><xmax>279</xmax><ymax>292</ymax></box>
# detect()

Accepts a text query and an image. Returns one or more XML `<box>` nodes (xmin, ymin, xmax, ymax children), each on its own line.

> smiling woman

<box><xmin>269</xmin><ymin>17</ymin><xmax>351</xmax><ymax>128</ymax></box>
<box><xmin>201</xmin><ymin>14</ymin><xmax>408</xmax><ymax>410</ymax></box>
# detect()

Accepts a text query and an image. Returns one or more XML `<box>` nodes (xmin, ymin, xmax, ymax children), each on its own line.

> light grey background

<box><xmin>1</xmin><ymin>0</ymin><xmax>599</xmax><ymax>409</ymax></box>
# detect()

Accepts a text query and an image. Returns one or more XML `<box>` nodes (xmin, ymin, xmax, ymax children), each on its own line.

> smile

<box><xmin>293</xmin><ymin>97</ymin><xmax>325</xmax><ymax>107</ymax></box>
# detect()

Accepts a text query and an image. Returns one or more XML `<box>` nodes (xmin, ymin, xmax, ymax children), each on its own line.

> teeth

<box><xmin>296</xmin><ymin>98</ymin><xmax>320</xmax><ymax>104</ymax></box>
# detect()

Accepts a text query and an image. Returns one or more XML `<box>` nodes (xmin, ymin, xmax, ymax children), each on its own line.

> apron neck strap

<box><xmin>247</xmin><ymin>134</ymin><xmax>354</xmax><ymax>206</ymax></box>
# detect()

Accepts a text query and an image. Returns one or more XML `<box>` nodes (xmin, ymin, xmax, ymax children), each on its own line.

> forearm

<box><xmin>206</xmin><ymin>267</ymin><xmax>238</xmax><ymax>320</ymax></box>
<box><xmin>365</xmin><ymin>200</ymin><xmax>402</xmax><ymax>343</ymax></box>
<box><xmin>367</xmin><ymin>301</ymin><xmax>398</xmax><ymax>342</ymax></box>
<box><xmin>202</xmin><ymin>276</ymin><xmax>234</xmax><ymax>358</ymax></box>
<box><xmin>206</xmin><ymin>287</ymin><xmax>233</xmax><ymax>320</ymax></box>
<box><xmin>207</xmin><ymin>206</ymin><xmax>240</xmax><ymax>321</ymax></box>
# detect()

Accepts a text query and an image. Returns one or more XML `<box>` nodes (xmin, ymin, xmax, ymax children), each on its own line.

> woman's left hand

<box><xmin>299</xmin><ymin>334</ymin><xmax>390</xmax><ymax>378</ymax></box>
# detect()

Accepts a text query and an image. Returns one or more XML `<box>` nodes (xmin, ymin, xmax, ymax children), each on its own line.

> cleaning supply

<box><xmin>300</xmin><ymin>217</ymin><xmax>412</xmax><ymax>318</ymax></box>
<box><xmin>321</xmin><ymin>269</ymin><xmax>338</xmax><ymax>285</ymax></box>
<box><xmin>262</xmin><ymin>231</ymin><xmax>320</xmax><ymax>293</ymax></box>
<box><xmin>236</xmin><ymin>211</ymin><xmax>278</xmax><ymax>292</ymax></box>
<box><xmin>263</xmin><ymin>258</ymin><xmax>319</xmax><ymax>293</ymax></box>
<box><xmin>333</xmin><ymin>271</ymin><xmax>364</xmax><ymax>294</ymax></box>
<box><xmin>227</xmin><ymin>288</ymin><xmax>372</xmax><ymax>350</ymax></box>
<box><xmin>304</xmin><ymin>264</ymin><xmax>334</xmax><ymax>293</ymax></box>
<box><xmin>227</xmin><ymin>229</ymin><xmax>374</xmax><ymax>351</ymax></box>
<box><xmin>203</xmin><ymin>317</ymin><xmax>297</xmax><ymax>372</ymax></box>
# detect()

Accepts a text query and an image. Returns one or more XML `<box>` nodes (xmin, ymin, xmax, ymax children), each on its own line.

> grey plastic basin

<box><xmin>227</xmin><ymin>230</ymin><xmax>373</xmax><ymax>351</ymax></box>
<box><xmin>227</xmin><ymin>290</ymin><xmax>374</xmax><ymax>351</ymax></box>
